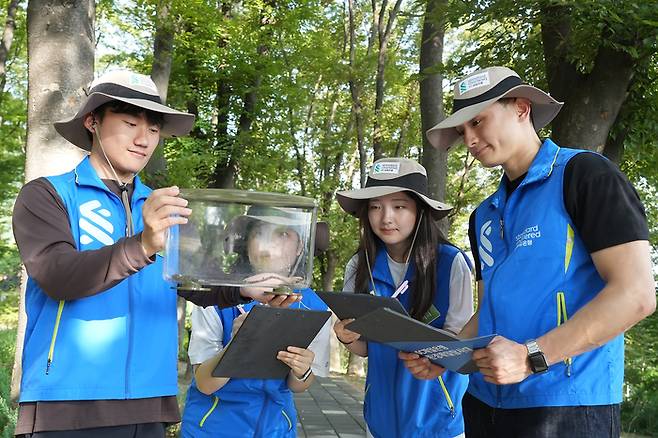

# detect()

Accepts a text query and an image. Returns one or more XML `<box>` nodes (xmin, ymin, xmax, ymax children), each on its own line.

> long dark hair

<box><xmin>353</xmin><ymin>192</ymin><xmax>449</xmax><ymax>320</ymax></box>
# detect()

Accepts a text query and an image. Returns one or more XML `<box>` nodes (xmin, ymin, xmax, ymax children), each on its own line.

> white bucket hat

<box><xmin>336</xmin><ymin>157</ymin><xmax>452</xmax><ymax>220</ymax></box>
<box><xmin>426</xmin><ymin>66</ymin><xmax>563</xmax><ymax>150</ymax></box>
<box><xmin>54</xmin><ymin>70</ymin><xmax>195</xmax><ymax>151</ymax></box>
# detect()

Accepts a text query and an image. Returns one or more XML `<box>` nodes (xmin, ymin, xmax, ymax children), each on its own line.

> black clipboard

<box><xmin>345</xmin><ymin>307</ymin><xmax>493</xmax><ymax>374</ymax></box>
<box><xmin>315</xmin><ymin>291</ymin><xmax>408</xmax><ymax>321</ymax></box>
<box><xmin>212</xmin><ymin>306</ymin><xmax>331</xmax><ymax>379</ymax></box>
<box><xmin>345</xmin><ymin>307</ymin><xmax>457</xmax><ymax>343</ymax></box>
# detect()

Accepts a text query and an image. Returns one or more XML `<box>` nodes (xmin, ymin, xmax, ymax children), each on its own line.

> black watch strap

<box><xmin>525</xmin><ymin>340</ymin><xmax>548</xmax><ymax>374</ymax></box>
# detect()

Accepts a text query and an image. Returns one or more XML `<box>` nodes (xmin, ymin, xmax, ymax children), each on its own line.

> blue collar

<box><xmin>371</xmin><ymin>242</ymin><xmax>416</xmax><ymax>290</ymax></box>
<box><xmin>73</xmin><ymin>155</ymin><xmax>151</xmax><ymax>202</ymax></box>
<box><xmin>489</xmin><ymin>138</ymin><xmax>560</xmax><ymax>209</ymax></box>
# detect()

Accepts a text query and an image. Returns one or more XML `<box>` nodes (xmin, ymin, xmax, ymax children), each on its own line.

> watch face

<box><xmin>529</xmin><ymin>353</ymin><xmax>548</xmax><ymax>374</ymax></box>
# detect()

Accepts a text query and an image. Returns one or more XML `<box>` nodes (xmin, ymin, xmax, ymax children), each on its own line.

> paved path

<box><xmin>295</xmin><ymin>375</ymin><xmax>366</xmax><ymax>437</ymax></box>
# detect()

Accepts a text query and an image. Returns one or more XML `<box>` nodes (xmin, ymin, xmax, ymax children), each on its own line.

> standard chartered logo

<box><xmin>79</xmin><ymin>200</ymin><xmax>114</xmax><ymax>246</ymax></box>
<box><xmin>479</xmin><ymin>220</ymin><xmax>494</xmax><ymax>268</ymax></box>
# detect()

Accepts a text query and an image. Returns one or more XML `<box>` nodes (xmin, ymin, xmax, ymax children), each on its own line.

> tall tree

<box><xmin>144</xmin><ymin>0</ymin><xmax>175</xmax><ymax>187</ymax></box>
<box><xmin>346</xmin><ymin>0</ymin><xmax>367</xmax><ymax>187</ymax></box>
<box><xmin>210</xmin><ymin>1</ymin><xmax>273</xmax><ymax>189</ymax></box>
<box><xmin>419</xmin><ymin>0</ymin><xmax>448</xmax><ymax>213</ymax></box>
<box><xmin>446</xmin><ymin>0</ymin><xmax>658</xmax><ymax>163</ymax></box>
<box><xmin>539</xmin><ymin>2</ymin><xmax>656</xmax><ymax>157</ymax></box>
<box><xmin>12</xmin><ymin>0</ymin><xmax>94</xmax><ymax>400</ymax></box>
<box><xmin>0</xmin><ymin>0</ymin><xmax>19</xmax><ymax>99</ymax></box>
<box><xmin>371</xmin><ymin>0</ymin><xmax>403</xmax><ymax>161</ymax></box>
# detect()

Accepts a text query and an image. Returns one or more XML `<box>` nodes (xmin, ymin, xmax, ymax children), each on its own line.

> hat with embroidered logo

<box><xmin>336</xmin><ymin>157</ymin><xmax>452</xmax><ymax>220</ymax></box>
<box><xmin>54</xmin><ymin>70</ymin><xmax>195</xmax><ymax>151</ymax></box>
<box><xmin>426</xmin><ymin>66</ymin><xmax>563</xmax><ymax>150</ymax></box>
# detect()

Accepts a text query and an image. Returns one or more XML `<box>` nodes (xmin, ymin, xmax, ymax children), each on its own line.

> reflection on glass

<box><xmin>164</xmin><ymin>189</ymin><xmax>317</xmax><ymax>289</ymax></box>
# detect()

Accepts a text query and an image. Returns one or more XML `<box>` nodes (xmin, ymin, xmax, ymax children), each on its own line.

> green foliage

<box><xmin>623</xmin><ymin>313</ymin><xmax>658</xmax><ymax>435</ymax></box>
<box><xmin>0</xmin><ymin>0</ymin><xmax>654</xmax><ymax>433</ymax></box>
<box><xmin>0</xmin><ymin>329</ymin><xmax>17</xmax><ymax>437</ymax></box>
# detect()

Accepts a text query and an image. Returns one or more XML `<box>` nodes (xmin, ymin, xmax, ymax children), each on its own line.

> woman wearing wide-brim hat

<box><xmin>333</xmin><ymin>157</ymin><xmax>474</xmax><ymax>438</ymax></box>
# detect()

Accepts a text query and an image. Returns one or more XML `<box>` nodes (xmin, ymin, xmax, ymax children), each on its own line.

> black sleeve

<box><xmin>177</xmin><ymin>286</ymin><xmax>251</xmax><ymax>308</ymax></box>
<box><xmin>468</xmin><ymin>210</ymin><xmax>482</xmax><ymax>281</ymax></box>
<box><xmin>563</xmin><ymin>153</ymin><xmax>649</xmax><ymax>253</ymax></box>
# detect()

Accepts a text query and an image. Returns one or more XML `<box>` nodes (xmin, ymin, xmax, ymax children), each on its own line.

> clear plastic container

<box><xmin>164</xmin><ymin>189</ymin><xmax>318</xmax><ymax>290</ymax></box>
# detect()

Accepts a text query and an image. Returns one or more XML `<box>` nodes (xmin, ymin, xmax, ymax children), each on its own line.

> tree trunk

<box><xmin>150</xmin><ymin>0</ymin><xmax>174</xmax><ymax>103</ymax></box>
<box><xmin>211</xmin><ymin>3</ymin><xmax>271</xmax><ymax>189</ymax></box>
<box><xmin>0</xmin><ymin>0</ymin><xmax>19</xmax><ymax>97</ymax></box>
<box><xmin>372</xmin><ymin>0</ymin><xmax>403</xmax><ymax>161</ymax></box>
<box><xmin>144</xmin><ymin>0</ymin><xmax>174</xmax><ymax>187</ymax></box>
<box><xmin>347</xmin><ymin>0</ymin><xmax>367</xmax><ymax>187</ymax></box>
<box><xmin>13</xmin><ymin>0</ymin><xmax>95</xmax><ymax>400</ymax></box>
<box><xmin>347</xmin><ymin>352</ymin><xmax>366</xmax><ymax>376</ymax></box>
<box><xmin>419</xmin><ymin>0</ymin><xmax>448</xmax><ymax>231</ymax></box>
<box><xmin>541</xmin><ymin>5</ymin><xmax>635</xmax><ymax>159</ymax></box>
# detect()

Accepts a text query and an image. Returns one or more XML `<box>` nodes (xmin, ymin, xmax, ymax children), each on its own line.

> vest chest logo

<box><xmin>79</xmin><ymin>200</ymin><xmax>115</xmax><ymax>246</ymax></box>
<box><xmin>515</xmin><ymin>224</ymin><xmax>542</xmax><ymax>249</ymax></box>
<box><xmin>479</xmin><ymin>220</ymin><xmax>495</xmax><ymax>268</ymax></box>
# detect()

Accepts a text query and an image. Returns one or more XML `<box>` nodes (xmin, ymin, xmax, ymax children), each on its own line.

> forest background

<box><xmin>0</xmin><ymin>0</ymin><xmax>657</xmax><ymax>436</ymax></box>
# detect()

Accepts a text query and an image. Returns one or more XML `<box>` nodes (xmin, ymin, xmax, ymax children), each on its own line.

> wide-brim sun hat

<box><xmin>54</xmin><ymin>70</ymin><xmax>195</xmax><ymax>151</ymax></box>
<box><xmin>336</xmin><ymin>157</ymin><xmax>452</xmax><ymax>220</ymax></box>
<box><xmin>426</xmin><ymin>66</ymin><xmax>563</xmax><ymax>150</ymax></box>
<box><xmin>226</xmin><ymin>206</ymin><xmax>310</xmax><ymax>239</ymax></box>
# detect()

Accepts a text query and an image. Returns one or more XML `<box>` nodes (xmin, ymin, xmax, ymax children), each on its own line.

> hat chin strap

<box><xmin>93</xmin><ymin>125</ymin><xmax>139</xmax><ymax>236</ymax></box>
<box><xmin>93</xmin><ymin>123</ymin><xmax>140</xmax><ymax>186</ymax></box>
<box><xmin>365</xmin><ymin>210</ymin><xmax>424</xmax><ymax>295</ymax></box>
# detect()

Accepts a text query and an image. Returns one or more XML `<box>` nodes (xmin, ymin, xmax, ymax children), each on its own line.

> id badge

<box><xmin>421</xmin><ymin>304</ymin><xmax>441</xmax><ymax>325</ymax></box>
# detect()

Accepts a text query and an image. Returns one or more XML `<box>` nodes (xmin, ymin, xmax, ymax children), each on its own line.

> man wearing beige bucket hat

<box><xmin>402</xmin><ymin>66</ymin><xmax>655</xmax><ymax>437</ymax></box>
<box><xmin>11</xmin><ymin>70</ymin><xmax>201</xmax><ymax>437</ymax></box>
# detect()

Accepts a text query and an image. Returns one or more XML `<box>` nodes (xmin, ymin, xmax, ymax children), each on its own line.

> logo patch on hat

<box><xmin>129</xmin><ymin>73</ymin><xmax>157</xmax><ymax>92</ymax></box>
<box><xmin>372</xmin><ymin>162</ymin><xmax>400</xmax><ymax>175</ymax></box>
<box><xmin>458</xmin><ymin>72</ymin><xmax>490</xmax><ymax>96</ymax></box>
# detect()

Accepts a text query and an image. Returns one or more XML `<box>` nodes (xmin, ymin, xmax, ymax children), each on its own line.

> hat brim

<box><xmin>426</xmin><ymin>84</ymin><xmax>563</xmax><ymax>150</ymax></box>
<box><xmin>53</xmin><ymin>92</ymin><xmax>195</xmax><ymax>151</ymax></box>
<box><xmin>226</xmin><ymin>214</ymin><xmax>309</xmax><ymax>238</ymax></box>
<box><xmin>336</xmin><ymin>186</ymin><xmax>452</xmax><ymax>220</ymax></box>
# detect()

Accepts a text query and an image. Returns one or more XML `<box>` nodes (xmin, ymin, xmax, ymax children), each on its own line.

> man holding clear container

<box><xmin>11</xmin><ymin>70</ymin><xmax>296</xmax><ymax>437</ymax></box>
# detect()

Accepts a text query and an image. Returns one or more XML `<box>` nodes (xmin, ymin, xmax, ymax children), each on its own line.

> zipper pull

<box><xmin>46</xmin><ymin>358</ymin><xmax>52</xmax><ymax>375</ymax></box>
<box><xmin>450</xmin><ymin>406</ymin><xmax>456</xmax><ymax>418</ymax></box>
<box><xmin>499</xmin><ymin>218</ymin><xmax>504</xmax><ymax>239</ymax></box>
<box><xmin>566</xmin><ymin>358</ymin><xmax>572</xmax><ymax>377</ymax></box>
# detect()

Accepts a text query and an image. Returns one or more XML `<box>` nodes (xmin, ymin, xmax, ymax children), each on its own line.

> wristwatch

<box><xmin>525</xmin><ymin>340</ymin><xmax>548</xmax><ymax>374</ymax></box>
<box><xmin>294</xmin><ymin>367</ymin><xmax>313</xmax><ymax>382</ymax></box>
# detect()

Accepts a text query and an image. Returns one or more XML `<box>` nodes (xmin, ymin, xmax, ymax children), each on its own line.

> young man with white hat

<box><xmin>12</xmin><ymin>70</ymin><xmax>232</xmax><ymax>437</ymax></box>
<box><xmin>401</xmin><ymin>66</ymin><xmax>655</xmax><ymax>436</ymax></box>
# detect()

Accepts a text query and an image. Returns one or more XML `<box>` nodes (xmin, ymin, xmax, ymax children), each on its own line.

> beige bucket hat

<box><xmin>54</xmin><ymin>70</ymin><xmax>195</xmax><ymax>151</ymax></box>
<box><xmin>426</xmin><ymin>66</ymin><xmax>563</xmax><ymax>150</ymax></box>
<box><xmin>336</xmin><ymin>157</ymin><xmax>452</xmax><ymax>220</ymax></box>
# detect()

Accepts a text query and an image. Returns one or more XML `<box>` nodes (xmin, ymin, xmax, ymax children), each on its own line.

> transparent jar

<box><xmin>164</xmin><ymin>189</ymin><xmax>318</xmax><ymax>291</ymax></box>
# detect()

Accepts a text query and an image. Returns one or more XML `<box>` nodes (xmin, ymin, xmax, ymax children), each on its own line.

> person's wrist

<box><xmin>138</xmin><ymin>232</ymin><xmax>156</xmax><ymax>258</ymax></box>
<box><xmin>525</xmin><ymin>339</ymin><xmax>548</xmax><ymax>374</ymax></box>
<box><xmin>292</xmin><ymin>367</ymin><xmax>312</xmax><ymax>382</ymax></box>
<box><xmin>338</xmin><ymin>336</ymin><xmax>354</xmax><ymax>346</ymax></box>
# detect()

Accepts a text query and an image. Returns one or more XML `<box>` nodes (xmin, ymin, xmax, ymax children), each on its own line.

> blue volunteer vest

<box><xmin>20</xmin><ymin>156</ymin><xmax>178</xmax><ymax>402</ymax></box>
<box><xmin>364</xmin><ymin>243</ymin><xmax>469</xmax><ymax>438</ymax></box>
<box><xmin>470</xmin><ymin>139</ymin><xmax>623</xmax><ymax>408</ymax></box>
<box><xmin>181</xmin><ymin>288</ymin><xmax>328</xmax><ymax>438</ymax></box>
